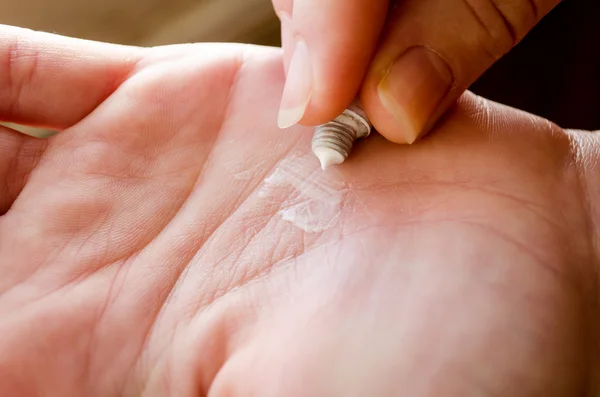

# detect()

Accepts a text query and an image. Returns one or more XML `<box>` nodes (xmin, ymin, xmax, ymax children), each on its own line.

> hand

<box><xmin>273</xmin><ymin>0</ymin><xmax>561</xmax><ymax>144</ymax></box>
<box><xmin>0</xmin><ymin>26</ymin><xmax>598</xmax><ymax>396</ymax></box>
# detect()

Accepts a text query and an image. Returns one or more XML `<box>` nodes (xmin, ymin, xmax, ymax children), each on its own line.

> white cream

<box><xmin>260</xmin><ymin>153</ymin><xmax>346</xmax><ymax>233</ymax></box>
<box><xmin>312</xmin><ymin>146</ymin><xmax>345</xmax><ymax>170</ymax></box>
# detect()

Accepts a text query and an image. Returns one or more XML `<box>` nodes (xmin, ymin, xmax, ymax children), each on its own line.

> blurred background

<box><xmin>0</xmin><ymin>0</ymin><xmax>598</xmax><ymax>135</ymax></box>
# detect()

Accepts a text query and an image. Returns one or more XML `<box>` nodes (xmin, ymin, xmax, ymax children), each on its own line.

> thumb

<box><xmin>361</xmin><ymin>0</ymin><xmax>561</xmax><ymax>144</ymax></box>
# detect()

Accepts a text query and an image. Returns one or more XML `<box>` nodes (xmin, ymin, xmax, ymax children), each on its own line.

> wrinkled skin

<box><xmin>0</xmin><ymin>32</ymin><xmax>599</xmax><ymax>396</ymax></box>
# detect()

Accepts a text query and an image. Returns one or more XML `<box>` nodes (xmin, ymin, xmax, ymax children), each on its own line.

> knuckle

<box><xmin>460</xmin><ymin>0</ymin><xmax>514</xmax><ymax>61</ymax></box>
<box><xmin>489</xmin><ymin>0</ymin><xmax>539</xmax><ymax>39</ymax></box>
<box><xmin>1</xmin><ymin>36</ymin><xmax>40</xmax><ymax>118</ymax></box>
<box><xmin>461</xmin><ymin>0</ymin><xmax>539</xmax><ymax>61</ymax></box>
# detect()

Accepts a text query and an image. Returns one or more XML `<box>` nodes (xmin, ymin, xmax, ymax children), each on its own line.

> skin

<box><xmin>0</xmin><ymin>25</ymin><xmax>599</xmax><ymax>396</ymax></box>
<box><xmin>273</xmin><ymin>0</ymin><xmax>562</xmax><ymax>143</ymax></box>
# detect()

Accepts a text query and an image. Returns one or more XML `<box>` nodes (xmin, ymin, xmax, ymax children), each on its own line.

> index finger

<box><xmin>0</xmin><ymin>25</ymin><xmax>143</xmax><ymax>130</ymax></box>
<box><xmin>274</xmin><ymin>0</ymin><xmax>389</xmax><ymax>128</ymax></box>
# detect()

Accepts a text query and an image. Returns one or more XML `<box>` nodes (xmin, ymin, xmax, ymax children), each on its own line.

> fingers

<box><xmin>0</xmin><ymin>24</ymin><xmax>143</xmax><ymax>130</ymax></box>
<box><xmin>273</xmin><ymin>0</ymin><xmax>388</xmax><ymax>128</ymax></box>
<box><xmin>361</xmin><ymin>0</ymin><xmax>561</xmax><ymax>144</ymax></box>
<box><xmin>0</xmin><ymin>125</ymin><xmax>47</xmax><ymax>214</ymax></box>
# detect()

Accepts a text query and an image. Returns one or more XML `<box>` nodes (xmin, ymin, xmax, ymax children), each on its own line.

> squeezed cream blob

<box><xmin>260</xmin><ymin>154</ymin><xmax>346</xmax><ymax>233</ymax></box>
<box><xmin>312</xmin><ymin>146</ymin><xmax>345</xmax><ymax>170</ymax></box>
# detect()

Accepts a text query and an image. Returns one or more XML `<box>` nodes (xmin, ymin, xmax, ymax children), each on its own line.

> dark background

<box><xmin>471</xmin><ymin>0</ymin><xmax>600</xmax><ymax>130</ymax></box>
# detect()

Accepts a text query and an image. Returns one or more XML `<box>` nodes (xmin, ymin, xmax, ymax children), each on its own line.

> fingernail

<box><xmin>278</xmin><ymin>38</ymin><xmax>312</xmax><ymax>129</ymax></box>
<box><xmin>278</xmin><ymin>11</ymin><xmax>294</xmax><ymax>75</ymax></box>
<box><xmin>378</xmin><ymin>47</ymin><xmax>453</xmax><ymax>143</ymax></box>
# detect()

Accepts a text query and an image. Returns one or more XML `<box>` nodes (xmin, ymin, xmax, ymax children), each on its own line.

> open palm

<box><xmin>0</xmin><ymin>26</ymin><xmax>598</xmax><ymax>396</ymax></box>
